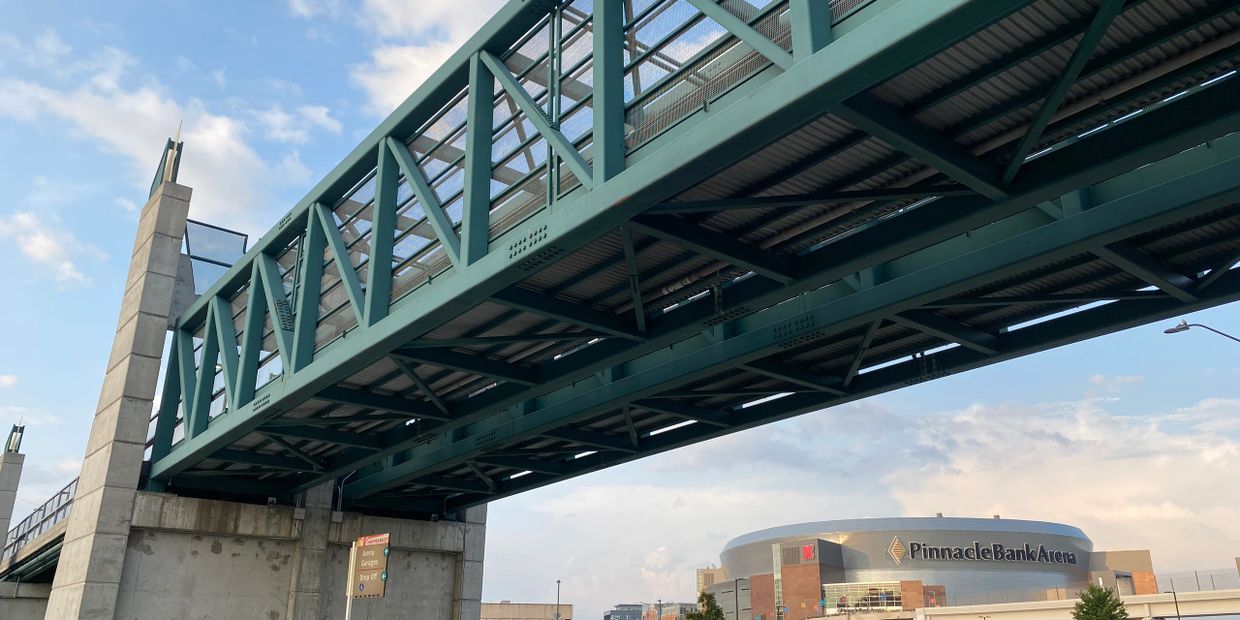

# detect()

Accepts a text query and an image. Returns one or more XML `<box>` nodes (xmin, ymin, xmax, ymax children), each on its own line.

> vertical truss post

<box><xmin>210</xmin><ymin>296</ymin><xmax>242</xmax><ymax>411</ymax></box>
<box><xmin>367</xmin><ymin>141</ymin><xmax>399</xmax><ymax>326</ymax></box>
<box><xmin>620</xmin><ymin>226</ymin><xmax>647</xmax><ymax>333</ymax></box>
<box><xmin>547</xmin><ymin>5</ymin><xmax>563</xmax><ymax>204</ymax></box>
<box><xmin>790</xmin><ymin>0</ymin><xmax>833</xmax><ymax>62</ymax></box>
<box><xmin>463</xmin><ymin>53</ymin><xmax>495</xmax><ymax>266</ymax></box>
<box><xmin>150</xmin><ymin>331</ymin><xmax>186</xmax><ymax>463</ymax></box>
<box><xmin>593</xmin><ymin>0</ymin><xmax>626</xmax><ymax>183</ymax></box>
<box><xmin>292</xmin><ymin>213</ymin><xmax>326</xmax><ymax>371</ymax></box>
<box><xmin>187</xmin><ymin>303</ymin><xmax>220</xmax><ymax>439</ymax></box>
<box><xmin>234</xmin><ymin>261</ymin><xmax>266</xmax><ymax>408</ymax></box>
<box><xmin>1001</xmin><ymin>0</ymin><xmax>1125</xmax><ymax>184</ymax></box>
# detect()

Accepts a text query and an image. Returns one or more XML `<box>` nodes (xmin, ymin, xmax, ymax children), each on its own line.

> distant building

<box><xmin>482</xmin><ymin>601</ymin><xmax>573</xmax><ymax>620</ymax></box>
<box><xmin>717</xmin><ymin>516</ymin><xmax>1159</xmax><ymax>619</ymax></box>
<box><xmin>641</xmin><ymin>601</ymin><xmax>697</xmax><ymax>620</ymax></box>
<box><xmin>604</xmin><ymin>603</ymin><xmax>642</xmax><ymax>620</ymax></box>
<box><xmin>697</xmin><ymin>565</ymin><xmax>727</xmax><ymax>593</ymax></box>
<box><xmin>705</xmin><ymin>578</ymin><xmax>751</xmax><ymax>620</ymax></box>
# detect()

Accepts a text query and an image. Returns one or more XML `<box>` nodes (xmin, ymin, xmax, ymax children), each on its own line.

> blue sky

<box><xmin>1</xmin><ymin>2</ymin><xmax>1239</xmax><ymax>618</ymax></box>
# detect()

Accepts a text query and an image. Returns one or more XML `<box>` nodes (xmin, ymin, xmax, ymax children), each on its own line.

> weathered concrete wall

<box><xmin>321</xmin><ymin>542</ymin><xmax>457</xmax><ymax>618</ymax></box>
<box><xmin>0</xmin><ymin>582</ymin><xmax>50</xmax><ymax>620</ymax></box>
<box><xmin>66</xmin><ymin>491</ymin><xmax>486</xmax><ymax>620</ymax></box>
<box><xmin>0</xmin><ymin>451</ymin><xmax>25</xmax><ymax>538</ymax></box>
<box><xmin>115</xmin><ymin>530</ymin><xmax>297</xmax><ymax>619</ymax></box>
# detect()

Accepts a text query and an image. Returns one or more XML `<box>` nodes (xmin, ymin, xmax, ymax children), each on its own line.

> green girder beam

<box><xmin>442</xmin><ymin>271</ymin><xmax>1240</xmax><ymax>511</ymax></box>
<box><xmin>394</xmin><ymin>347</ymin><xmax>539</xmax><ymax>386</ymax></box>
<box><xmin>157</xmin><ymin>73</ymin><xmax>1240</xmax><ymax>489</ymax></box>
<box><xmin>1001</xmin><ymin>0</ymin><xmax>1127</xmax><ymax>185</ymax></box>
<box><xmin>629</xmin><ymin>216</ymin><xmax>796</xmax><ymax>284</ymax></box>
<box><xmin>738</xmin><ymin>360</ymin><xmax>847</xmax><ymax>395</ymax></box>
<box><xmin>474</xmin><ymin>455</ymin><xmax>564</xmax><ymax>475</ymax></box>
<box><xmin>1093</xmin><ymin>242</ymin><xmax>1198</xmax><ymax>303</ymax></box>
<box><xmin>263</xmin><ymin>425</ymin><xmax>383</xmax><ymax>450</ymax></box>
<box><xmin>833</xmin><ymin>95</ymin><xmax>1007</xmax><ymax>199</ymax></box>
<box><xmin>649</xmin><ymin>186</ymin><xmax>974</xmax><ymax>214</ymax></box>
<box><xmin>490</xmin><ymin>286</ymin><xmax>644</xmax><ymax>341</ymax></box>
<box><xmin>635</xmin><ymin>399</ymin><xmax>732</xmax><ymax>428</ymax></box>
<box><xmin>214</xmin><ymin>449</ymin><xmax>317</xmax><ymax>472</ymax></box>
<box><xmin>156</xmin><ymin>0</ymin><xmax>1240</xmax><ymax>488</ymax></box>
<box><xmin>343</xmin><ymin>132</ymin><xmax>1240</xmax><ymax>500</ymax></box>
<box><xmin>891</xmin><ymin>310</ymin><xmax>1000</xmax><ymax>355</ymax></box>
<box><xmin>462</xmin><ymin>53</ymin><xmax>494</xmax><ymax>266</ymax></box>
<box><xmin>399</xmin><ymin>332</ymin><xmax>606</xmax><ymax>348</ymax></box>
<box><xmin>390</xmin><ymin>357</ymin><xmax>452</xmax><ymax>417</ymax></box>
<box><xmin>790</xmin><ymin>0</ymin><xmax>833</xmax><ymax>62</ymax></box>
<box><xmin>1197</xmin><ymin>249</ymin><xmax>1240</xmax><ymax>292</ymax></box>
<box><xmin>842</xmin><ymin>320</ymin><xmax>881</xmax><ymax>388</ymax></box>
<box><xmin>541</xmin><ymin>428</ymin><xmax>636</xmax><ymax>453</ymax></box>
<box><xmin>592</xmin><ymin>0</ymin><xmax>625</xmax><ymax>184</ymax></box>
<box><xmin>316</xmin><ymin>385</ymin><xmax>449</xmax><ymax>420</ymax></box>
<box><xmin>367</xmin><ymin>140</ymin><xmax>399</xmax><ymax>324</ymax></box>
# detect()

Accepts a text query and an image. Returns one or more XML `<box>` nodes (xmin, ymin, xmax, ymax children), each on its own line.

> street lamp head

<box><xmin>1164</xmin><ymin>320</ymin><xmax>1191</xmax><ymax>334</ymax></box>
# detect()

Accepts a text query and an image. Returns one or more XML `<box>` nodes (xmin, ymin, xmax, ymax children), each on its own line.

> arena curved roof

<box><xmin>722</xmin><ymin>517</ymin><xmax>1090</xmax><ymax>551</ymax></box>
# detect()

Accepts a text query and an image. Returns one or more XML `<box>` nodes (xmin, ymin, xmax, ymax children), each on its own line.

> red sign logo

<box><xmin>801</xmin><ymin>544</ymin><xmax>815</xmax><ymax>560</ymax></box>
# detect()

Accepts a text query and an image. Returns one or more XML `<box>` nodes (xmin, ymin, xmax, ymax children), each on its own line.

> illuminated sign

<box><xmin>801</xmin><ymin>544</ymin><xmax>815</xmax><ymax>560</ymax></box>
<box><xmin>888</xmin><ymin>536</ymin><xmax>1078</xmax><ymax>565</ymax></box>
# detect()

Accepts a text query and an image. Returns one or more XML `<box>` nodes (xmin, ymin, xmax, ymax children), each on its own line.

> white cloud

<box><xmin>0</xmin><ymin>404</ymin><xmax>61</xmax><ymax>427</ymax></box>
<box><xmin>288</xmin><ymin>0</ymin><xmax>502</xmax><ymax>114</ymax></box>
<box><xmin>287</xmin><ymin>0</ymin><xmax>342</xmax><ymax>18</ymax></box>
<box><xmin>0</xmin><ymin>375</ymin><xmax>16</xmax><ymax>388</ymax></box>
<box><xmin>210</xmin><ymin>68</ymin><xmax>227</xmax><ymax>89</ymax></box>
<box><xmin>0</xmin><ymin>211</ymin><xmax>106</xmax><ymax>287</ymax></box>
<box><xmin>115</xmin><ymin>197</ymin><xmax>139</xmax><ymax>213</ymax></box>
<box><xmin>885</xmin><ymin>397</ymin><xmax>1240</xmax><ymax>571</ymax></box>
<box><xmin>351</xmin><ymin>41</ymin><xmax>465</xmax><ymax>114</ymax></box>
<box><xmin>0</xmin><ymin>33</ymin><xmax>321</xmax><ymax>237</ymax></box>
<box><xmin>173</xmin><ymin>55</ymin><xmax>196</xmax><ymax>73</ymax></box>
<box><xmin>254</xmin><ymin>104</ymin><xmax>343</xmax><ymax>144</ymax></box>
<box><xmin>1088</xmin><ymin>373</ymin><xmax>1144</xmax><ymax>393</ymax></box>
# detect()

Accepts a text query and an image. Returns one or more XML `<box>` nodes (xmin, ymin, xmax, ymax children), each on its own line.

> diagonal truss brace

<box><xmin>385</xmin><ymin>136</ymin><xmax>463</xmax><ymax>268</ymax></box>
<box><xmin>1002</xmin><ymin>0</ymin><xmax>1127</xmax><ymax>184</ymax></box>
<box><xmin>479</xmin><ymin>51</ymin><xmax>594</xmax><ymax>188</ymax></box>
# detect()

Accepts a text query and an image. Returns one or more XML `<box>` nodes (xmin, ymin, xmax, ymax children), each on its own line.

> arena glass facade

<box><xmin>712</xmin><ymin>517</ymin><xmax>1152</xmax><ymax>620</ymax></box>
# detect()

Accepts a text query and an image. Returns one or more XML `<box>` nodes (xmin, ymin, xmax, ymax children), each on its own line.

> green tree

<box><xmin>685</xmin><ymin>591</ymin><xmax>727</xmax><ymax>620</ymax></box>
<box><xmin>1073</xmin><ymin>584</ymin><xmax>1129</xmax><ymax>620</ymax></box>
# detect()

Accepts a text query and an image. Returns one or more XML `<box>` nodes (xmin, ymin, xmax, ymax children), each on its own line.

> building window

<box><xmin>822</xmin><ymin>582</ymin><xmax>903</xmax><ymax>612</ymax></box>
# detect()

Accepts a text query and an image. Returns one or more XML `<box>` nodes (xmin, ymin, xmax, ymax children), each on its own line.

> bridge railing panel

<box><xmin>2</xmin><ymin>477</ymin><xmax>78</xmax><ymax>563</ymax></box>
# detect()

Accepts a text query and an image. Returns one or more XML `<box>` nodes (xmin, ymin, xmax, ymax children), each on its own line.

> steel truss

<box><xmin>146</xmin><ymin>0</ymin><xmax>1240</xmax><ymax>515</ymax></box>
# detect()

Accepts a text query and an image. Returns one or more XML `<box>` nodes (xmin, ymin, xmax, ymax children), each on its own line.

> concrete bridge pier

<box><xmin>37</xmin><ymin>174</ymin><xmax>487</xmax><ymax>619</ymax></box>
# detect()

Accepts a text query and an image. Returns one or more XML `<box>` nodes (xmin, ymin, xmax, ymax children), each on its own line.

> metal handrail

<box><xmin>1</xmin><ymin>477</ymin><xmax>78</xmax><ymax>563</ymax></box>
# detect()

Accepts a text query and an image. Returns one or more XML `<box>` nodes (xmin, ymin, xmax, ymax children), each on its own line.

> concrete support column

<box><xmin>45</xmin><ymin>182</ymin><xmax>191</xmax><ymax>619</ymax></box>
<box><xmin>0</xmin><ymin>449</ymin><xmax>24</xmax><ymax>541</ymax></box>
<box><xmin>286</xmin><ymin>482</ymin><xmax>335</xmax><ymax>620</ymax></box>
<box><xmin>458</xmin><ymin>505</ymin><xmax>487</xmax><ymax>620</ymax></box>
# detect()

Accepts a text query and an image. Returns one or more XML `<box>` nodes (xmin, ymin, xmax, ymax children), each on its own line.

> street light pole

<box><xmin>1163</xmin><ymin>320</ymin><xmax>1240</xmax><ymax>343</ymax></box>
<box><xmin>1165</xmin><ymin>590</ymin><xmax>1182</xmax><ymax>620</ymax></box>
<box><xmin>555</xmin><ymin>579</ymin><xmax>561</xmax><ymax>620</ymax></box>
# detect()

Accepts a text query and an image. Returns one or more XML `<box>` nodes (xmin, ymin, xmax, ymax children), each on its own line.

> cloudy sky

<box><xmin>0</xmin><ymin>2</ymin><xmax>1238</xmax><ymax>619</ymax></box>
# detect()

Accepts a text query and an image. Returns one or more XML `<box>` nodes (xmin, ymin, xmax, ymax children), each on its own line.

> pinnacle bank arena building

<box><xmin>711</xmin><ymin>517</ymin><xmax>1157</xmax><ymax>620</ymax></box>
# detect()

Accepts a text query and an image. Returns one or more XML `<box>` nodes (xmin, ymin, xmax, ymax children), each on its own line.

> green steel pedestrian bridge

<box><xmin>141</xmin><ymin>0</ymin><xmax>1240</xmax><ymax>517</ymax></box>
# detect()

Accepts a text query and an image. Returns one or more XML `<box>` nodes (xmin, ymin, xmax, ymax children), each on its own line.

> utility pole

<box><xmin>555</xmin><ymin>579</ymin><xmax>562</xmax><ymax>620</ymax></box>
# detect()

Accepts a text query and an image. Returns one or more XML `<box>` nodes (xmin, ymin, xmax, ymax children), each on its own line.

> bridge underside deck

<box><xmin>150</xmin><ymin>0</ymin><xmax>1240</xmax><ymax>517</ymax></box>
